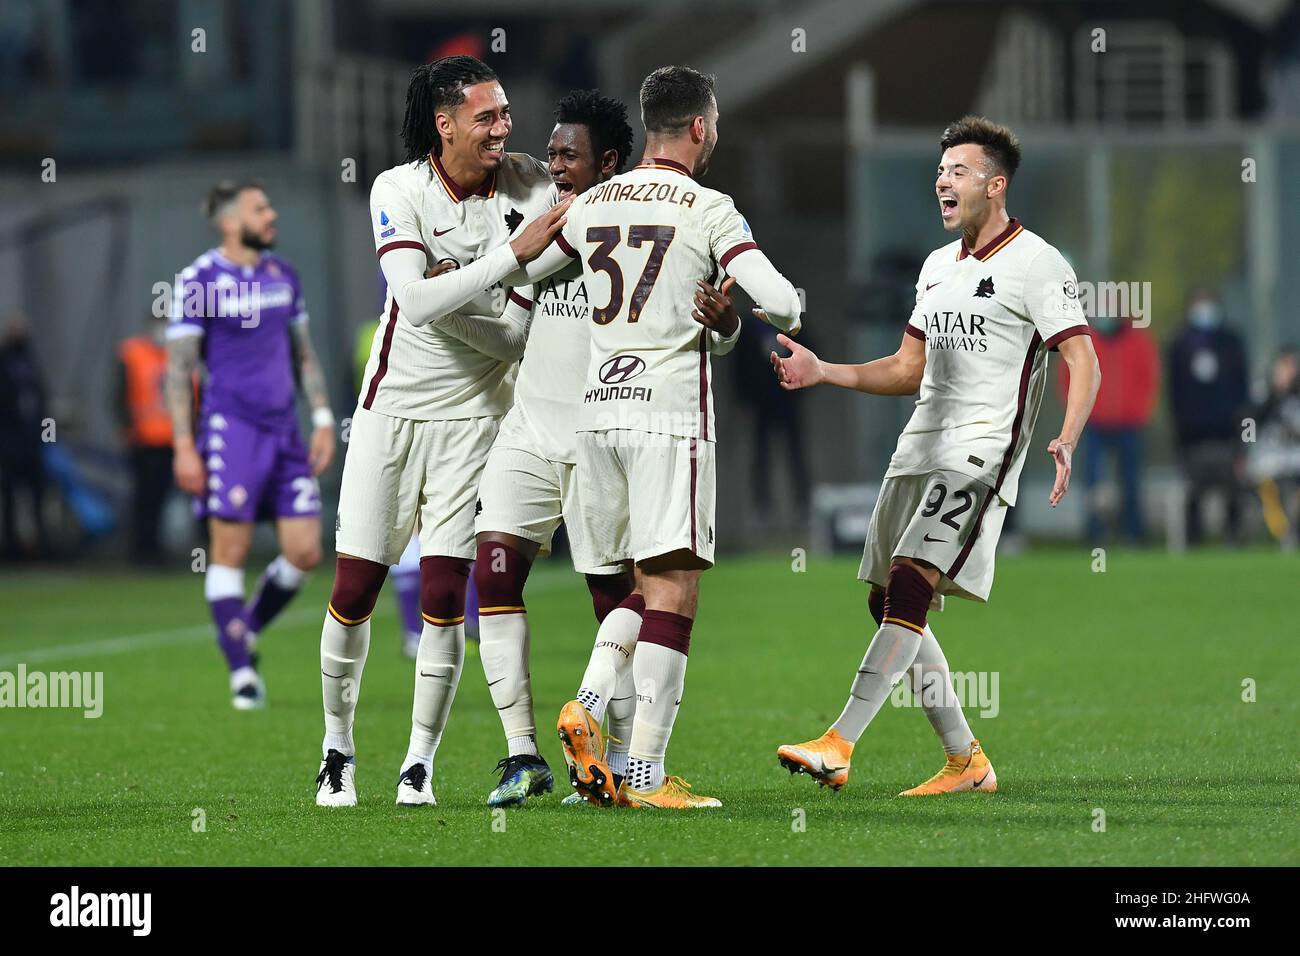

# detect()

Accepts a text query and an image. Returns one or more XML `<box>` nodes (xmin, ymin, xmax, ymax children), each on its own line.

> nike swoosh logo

<box><xmin>973</xmin><ymin>770</ymin><xmax>991</xmax><ymax>788</ymax></box>
<box><xmin>433</xmin><ymin>227</ymin><xmax>456</xmax><ymax>237</ymax></box>
<box><xmin>925</xmin><ymin>281</ymin><xmax>942</xmax><ymax>290</ymax></box>
<box><xmin>321</xmin><ymin>670</ymin><xmax>345</xmax><ymax>679</ymax></box>
<box><xmin>922</xmin><ymin>534</ymin><xmax>947</xmax><ymax>543</ymax></box>
<box><xmin>487</xmin><ymin>677</ymin><xmax>506</xmax><ymax>687</ymax></box>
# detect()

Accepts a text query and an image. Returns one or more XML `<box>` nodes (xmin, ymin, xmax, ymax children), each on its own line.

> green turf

<box><xmin>0</xmin><ymin>549</ymin><xmax>1295</xmax><ymax>866</ymax></box>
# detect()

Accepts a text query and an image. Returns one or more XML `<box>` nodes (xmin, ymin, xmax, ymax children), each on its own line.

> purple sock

<box><xmin>392</xmin><ymin>565</ymin><xmax>422</xmax><ymax>637</ymax></box>
<box><xmin>211</xmin><ymin>596</ymin><xmax>252</xmax><ymax>671</ymax></box>
<box><xmin>464</xmin><ymin>562</ymin><xmax>480</xmax><ymax>642</ymax></box>
<box><xmin>246</xmin><ymin>562</ymin><xmax>302</xmax><ymax>634</ymax></box>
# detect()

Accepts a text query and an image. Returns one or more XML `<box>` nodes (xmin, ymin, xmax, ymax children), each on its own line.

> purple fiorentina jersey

<box><xmin>166</xmin><ymin>248</ymin><xmax>307</xmax><ymax>430</ymax></box>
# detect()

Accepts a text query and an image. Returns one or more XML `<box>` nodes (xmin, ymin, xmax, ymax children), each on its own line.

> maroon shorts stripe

<box><xmin>904</xmin><ymin>324</ymin><xmax>926</xmax><ymax>341</ymax></box>
<box><xmin>689</xmin><ymin>438</ymin><xmax>698</xmax><ymax>553</ymax></box>
<box><xmin>363</xmin><ymin>298</ymin><xmax>399</xmax><ymax>410</ymax></box>
<box><xmin>508</xmin><ymin>290</ymin><xmax>533</xmax><ymax>310</ymax></box>
<box><xmin>1042</xmin><ymin>324</ymin><xmax>1093</xmax><ymax>351</ymax></box>
<box><xmin>555</xmin><ymin>233</ymin><xmax>579</xmax><ymax>258</ymax></box>
<box><xmin>698</xmin><ymin>331</ymin><xmax>709</xmax><ymax>441</ymax></box>
<box><xmin>718</xmin><ymin>240</ymin><xmax>758</xmax><ymax>270</ymax></box>
<box><xmin>377</xmin><ymin>240</ymin><xmax>427</xmax><ymax>259</ymax></box>
<box><xmin>947</xmin><ymin>331</ymin><xmax>1041</xmax><ymax>579</ymax></box>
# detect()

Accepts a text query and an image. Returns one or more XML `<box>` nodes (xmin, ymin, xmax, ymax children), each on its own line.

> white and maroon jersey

<box><xmin>553</xmin><ymin>158</ymin><xmax>788</xmax><ymax>442</ymax></box>
<box><xmin>501</xmin><ymin>257</ymin><xmax>591</xmax><ymax>462</ymax></box>
<box><xmin>889</xmin><ymin>219</ymin><xmax>1092</xmax><ymax>506</ymax></box>
<box><xmin>360</xmin><ymin>151</ymin><xmax>554</xmax><ymax>420</ymax></box>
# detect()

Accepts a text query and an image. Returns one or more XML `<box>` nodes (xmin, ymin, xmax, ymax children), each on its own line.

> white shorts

<box><xmin>858</xmin><ymin>469</ymin><xmax>1008</xmax><ymax>607</ymax></box>
<box><xmin>475</xmin><ymin>438</ymin><xmax>623</xmax><ymax>575</ymax></box>
<box><xmin>335</xmin><ymin>405</ymin><xmax>499</xmax><ymax>565</ymax></box>
<box><xmin>574</xmin><ymin>430</ymin><xmax>716</xmax><ymax>568</ymax></box>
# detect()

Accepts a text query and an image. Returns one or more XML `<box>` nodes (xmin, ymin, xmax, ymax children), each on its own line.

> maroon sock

<box><xmin>585</xmin><ymin>571</ymin><xmax>635</xmax><ymax>623</ymax></box>
<box><xmin>638</xmin><ymin>609</ymin><xmax>693</xmax><ymax>655</ymax></box>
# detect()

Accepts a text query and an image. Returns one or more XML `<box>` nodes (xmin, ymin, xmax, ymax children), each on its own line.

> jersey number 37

<box><xmin>585</xmin><ymin>225</ymin><xmax>676</xmax><ymax>325</ymax></box>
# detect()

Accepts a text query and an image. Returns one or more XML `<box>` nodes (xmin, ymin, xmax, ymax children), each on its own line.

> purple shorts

<box><xmin>193</xmin><ymin>411</ymin><xmax>321</xmax><ymax>523</ymax></box>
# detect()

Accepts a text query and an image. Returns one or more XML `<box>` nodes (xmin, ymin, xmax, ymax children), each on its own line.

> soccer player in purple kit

<box><xmin>166</xmin><ymin>180</ymin><xmax>336</xmax><ymax>710</ymax></box>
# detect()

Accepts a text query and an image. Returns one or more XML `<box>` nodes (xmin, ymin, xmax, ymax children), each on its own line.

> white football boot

<box><xmin>230</xmin><ymin>666</ymin><xmax>266</xmax><ymax>711</ymax></box>
<box><xmin>396</xmin><ymin>761</ymin><xmax>436</xmax><ymax>806</ymax></box>
<box><xmin>315</xmin><ymin>749</ymin><xmax>357</xmax><ymax>807</ymax></box>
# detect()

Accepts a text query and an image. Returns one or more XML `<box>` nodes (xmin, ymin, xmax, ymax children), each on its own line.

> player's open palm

<box><xmin>770</xmin><ymin>333</ymin><xmax>823</xmax><ymax>390</ymax></box>
<box><xmin>173</xmin><ymin>444</ymin><xmax>206</xmax><ymax>496</ymax></box>
<box><xmin>1047</xmin><ymin>438</ymin><xmax>1072</xmax><ymax>507</ymax></box>
<box><xmin>510</xmin><ymin>195</ymin><xmax>573</xmax><ymax>263</ymax></box>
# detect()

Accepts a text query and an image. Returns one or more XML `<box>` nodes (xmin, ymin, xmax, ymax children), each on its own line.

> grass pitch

<box><xmin>1</xmin><ymin>549</ymin><xmax>1295</xmax><ymax>866</ymax></box>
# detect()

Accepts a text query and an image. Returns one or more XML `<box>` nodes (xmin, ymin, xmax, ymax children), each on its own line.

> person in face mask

<box><xmin>1057</xmin><ymin>313</ymin><xmax>1159</xmax><ymax>544</ymax></box>
<box><xmin>1166</xmin><ymin>289</ymin><xmax>1250</xmax><ymax>545</ymax></box>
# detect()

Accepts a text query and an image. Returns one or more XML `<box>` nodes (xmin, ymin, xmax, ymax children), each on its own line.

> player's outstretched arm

<box><xmin>725</xmin><ymin>247</ymin><xmax>803</xmax><ymax>334</ymax></box>
<box><xmin>383</xmin><ymin>198</ymin><xmax>571</xmax><ymax>329</ymax></box>
<box><xmin>290</xmin><ymin>322</ymin><xmax>335</xmax><ymax>475</ymax></box>
<box><xmin>164</xmin><ymin>334</ymin><xmax>206</xmax><ymax>495</ymax></box>
<box><xmin>771</xmin><ymin>328</ymin><xmax>925</xmax><ymax>395</ymax></box>
<box><xmin>1046</xmin><ymin>333</ymin><xmax>1101</xmax><ymax>507</ymax></box>
<box><xmin>439</xmin><ymin>290</ymin><xmax>534</xmax><ymax>363</ymax></box>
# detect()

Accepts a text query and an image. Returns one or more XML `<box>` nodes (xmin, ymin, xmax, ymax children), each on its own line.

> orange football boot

<box><xmin>776</xmin><ymin>728</ymin><xmax>854</xmax><ymax>790</ymax></box>
<box><xmin>899</xmin><ymin>739</ymin><xmax>998</xmax><ymax>796</ymax></box>
<box><xmin>620</xmin><ymin>775</ymin><xmax>721</xmax><ymax>809</ymax></box>
<box><xmin>556</xmin><ymin>699</ymin><xmax>620</xmax><ymax>806</ymax></box>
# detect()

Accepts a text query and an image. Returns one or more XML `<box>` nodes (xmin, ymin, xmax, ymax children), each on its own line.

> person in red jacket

<box><xmin>1058</xmin><ymin>315</ymin><xmax>1159</xmax><ymax>543</ymax></box>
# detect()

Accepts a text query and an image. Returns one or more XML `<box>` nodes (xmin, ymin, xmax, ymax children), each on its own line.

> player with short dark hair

<box><xmin>166</xmin><ymin>180</ymin><xmax>335</xmax><ymax>710</ymax></box>
<box><xmin>772</xmin><ymin>116</ymin><xmax>1100</xmax><ymax>795</ymax></box>
<box><xmin>505</xmin><ymin>65</ymin><xmax>803</xmax><ymax>809</ymax></box>
<box><xmin>314</xmin><ymin>55</ymin><xmax>570</xmax><ymax>808</ymax></box>
<box><xmin>472</xmin><ymin>90</ymin><xmax>639</xmax><ymax>808</ymax></box>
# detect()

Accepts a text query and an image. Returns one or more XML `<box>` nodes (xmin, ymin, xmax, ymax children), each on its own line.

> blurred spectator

<box><xmin>116</xmin><ymin>314</ymin><xmax>174</xmax><ymax>564</ymax></box>
<box><xmin>736</xmin><ymin>319</ymin><xmax>810</xmax><ymax>526</ymax></box>
<box><xmin>0</xmin><ymin>311</ymin><xmax>50</xmax><ymax>559</ymax></box>
<box><xmin>1246</xmin><ymin>348</ymin><xmax>1300</xmax><ymax>549</ymax></box>
<box><xmin>1059</xmin><ymin>316</ymin><xmax>1159</xmax><ymax>544</ymax></box>
<box><xmin>1167</xmin><ymin>289</ymin><xmax>1250</xmax><ymax>545</ymax></box>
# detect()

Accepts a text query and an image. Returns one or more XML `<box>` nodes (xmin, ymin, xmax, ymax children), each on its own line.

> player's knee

<box><xmin>867</xmin><ymin>585</ymin><xmax>885</xmax><ymax>626</ymax></box>
<box><xmin>473</xmin><ymin>541</ymin><xmax>530</xmax><ymax>610</ymax></box>
<box><xmin>586</xmin><ymin>571</ymin><xmax>635</xmax><ymax>623</ymax></box>
<box><xmin>328</xmin><ymin>556</ymin><xmax>388</xmax><ymax>624</ymax></box>
<box><xmin>420</xmin><ymin>556</ymin><xmax>470</xmax><ymax>624</ymax></box>
<box><xmin>285</xmin><ymin>543</ymin><xmax>322</xmax><ymax>572</ymax></box>
<box><xmin>882</xmin><ymin>562</ymin><xmax>934</xmax><ymax>634</ymax></box>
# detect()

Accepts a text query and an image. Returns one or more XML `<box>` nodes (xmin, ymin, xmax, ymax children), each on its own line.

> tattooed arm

<box><xmin>290</xmin><ymin>321</ymin><xmax>336</xmax><ymax>476</ymax></box>
<box><xmin>165</xmin><ymin>333</ymin><xmax>206</xmax><ymax>495</ymax></box>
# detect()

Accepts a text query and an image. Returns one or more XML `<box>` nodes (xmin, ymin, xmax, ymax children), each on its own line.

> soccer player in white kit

<box><xmin>314</xmin><ymin>56</ymin><xmax>572</xmax><ymax>808</ymax></box>
<box><xmin>772</xmin><ymin>116</ymin><xmax>1101</xmax><ymax>795</ymax></box>
<box><xmin>505</xmin><ymin>66</ymin><xmax>804</xmax><ymax>809</ymax></box>
<box><xmin>472</xmin><ymin>90</ymin><xmax>639</xmax><ymax>808</ymax></box>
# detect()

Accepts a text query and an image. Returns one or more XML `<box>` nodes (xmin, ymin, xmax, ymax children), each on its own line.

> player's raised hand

<box><xmin>692</xmin><ymin>277</ymin><xmax>739</xmax><ymax>337</ymax></box>
<box><xmin>770</xmin><ymin>333</ymin><xmax>824</xmax><ymax>390</ymax></box>
<box><xmin>509</xmin><ymin>194</ymin><xmax>573</xmax><ymax>263</ymax></box>
<box><xmin>173</xmin><ymin>441</ymin><xmax>207</xmax><ymax>496</ymax></box>
<box><xmin>309</xmin><ymin>424</ymin><xmax>335</xmax><ymax>476</ymax></box>
<box><xmin>1047</xmin><ymin>437</ymin><xmax>1073</xmax><ymax>507</ymax></box>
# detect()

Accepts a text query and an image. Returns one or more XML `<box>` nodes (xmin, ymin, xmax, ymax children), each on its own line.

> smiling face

<box><xmin>438</xmin><ymin>80</ymin><xmax>511</xmax><ymax>174</ymax></box>
<box><xmin>935</xmin><ymin>143</ymin><xmax>1005</xmax><ymax>233</ymax></box>
<box><xmin>547</xmin><ymin>122</ymin><xmax>616</xmax><ymax>197</ymax></box>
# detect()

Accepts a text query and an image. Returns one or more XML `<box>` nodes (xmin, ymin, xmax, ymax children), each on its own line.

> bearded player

<box><xmin>772</xmin><ymin>116</ymin><xmax>1100</xmax><ymax>795</ymax></box>
<box><xmin>166</xmin><ymin>180</ymin><xmax>334</xmax><ymax>710</ymax></box>
<box><xmin>505</xmin><ymin>66</ymin><xmax>803</xmax><ymax>809</ymax></box>
<box><xmin>472</xmin><ymin>90</ymin><xmax>637</xmax><ymax>808</ymax></box>
<box><xmin>314</xmin><ymin>55</ymin><xmax>570</xmax><ymax>808</ymax></box>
